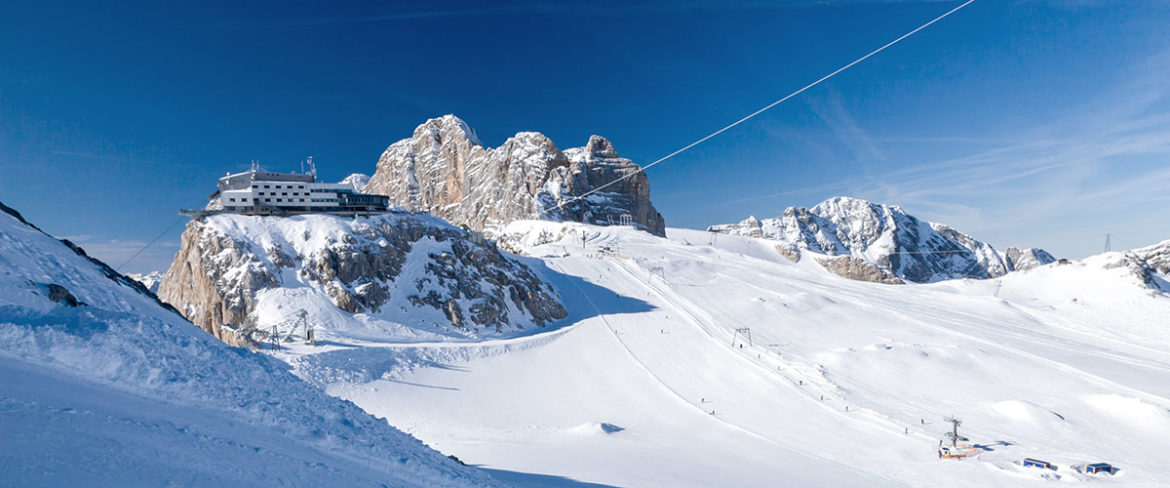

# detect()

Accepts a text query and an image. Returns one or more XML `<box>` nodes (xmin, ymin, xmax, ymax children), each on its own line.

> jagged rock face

<box><xmin>158</xmin><ymin>213</ymin><xmax>566</xmax><ymax>346</ymax></box>
<box><xmin>708</xmin><ymin>197</ymin><xmax>1056</xmax><ymax>283</ymax></box>
<box><xmin>158</xmin><ymin>226</ymin><xmax>277</xmax><ymax>346</ymax></box>
<box><xmin>364</xmin><ymin>115</ymin><xmax>666</xmax><ymax>237</ymax></box>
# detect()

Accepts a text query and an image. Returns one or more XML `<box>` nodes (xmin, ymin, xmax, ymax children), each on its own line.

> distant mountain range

<box><xmin>127</xmin><ymin>270</ymin><xmax>162</xmax><ymax>294</ymax></box>
<box><xmin>708</xmin><ymin>196</ymin><xmax>1056</xmax><ymax>284</ymax></box>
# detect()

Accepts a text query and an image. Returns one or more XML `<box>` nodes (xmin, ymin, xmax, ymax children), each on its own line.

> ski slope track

<box><xmin>0</xmin><ymin>202</ymin><xmax>503</xmax><ymax>487</ymax></box>
<box><xmin>269</xmin><ymin>220</ymin><xmax>1170</xmax><ymax>487</ymax></box>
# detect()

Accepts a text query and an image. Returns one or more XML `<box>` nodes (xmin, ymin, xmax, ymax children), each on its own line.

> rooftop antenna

<box><xmin>306</xmin><ymin>156</ymin><xmax>317</xmax><ymax>178</ymax></box>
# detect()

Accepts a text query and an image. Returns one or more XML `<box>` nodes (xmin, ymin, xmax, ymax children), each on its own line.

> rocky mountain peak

<box><xmin>365</xmin><ymin>116</ymin><xmax>666</xmax><ymax>237</ymax></box>
<box><xmin>812</xmin><ymin>195</ymin><xmax>889</xmax><ymax>214</ymax></box>
<box><xmin>585</xmin><ymin>135</ymin><xmax>618</xmax><ymax>159</ymax></box>
<box><xmin>413</xmin><ymin>114</ymin><xmax>482</xmax><ymax>147</ymax></box>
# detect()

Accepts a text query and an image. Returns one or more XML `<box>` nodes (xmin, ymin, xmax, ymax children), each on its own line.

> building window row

<box><xmin>251</xmin><ymin>184</ymin><xmax>308</xmax><ymax>189</ymax></box>
<box><xmin>256</xmin><ymin>191</ymin><xmax>308</xmax><ymax>197</ymax></box>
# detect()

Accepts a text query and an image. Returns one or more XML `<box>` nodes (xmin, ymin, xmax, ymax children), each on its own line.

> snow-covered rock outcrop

<box><xmin>1113</xmin><ymin>239</ymin><xmax>1170</xmax><ymax>292</ymax></box>
<box><xmin>1132</xmin><ymin>239</ymin><xmax>1170</xmax><ymax>277</ymax></box>
<box><xmin>364</xmin><ymin>115</ymin><xmax>666</xmax><ymax>237</ymax></box>
<box><xmin>0</xmin><ymin>201</ymin><xmax>502</xmax><ymax>487</ymax></box>
<box><xmin>158</xmin><ymin>212</ymin><xmax>566</xmax><ymax>346</ymax></box>
<box><xmin>708</xmin><ymin>197</ymin><xmax>1055</xmax><ymax>283</ymax></box>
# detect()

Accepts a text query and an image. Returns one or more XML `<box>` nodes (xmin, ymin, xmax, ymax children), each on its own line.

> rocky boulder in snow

<box><xmin>708</xmin><ymin>197</ymin><xmax>1056</xmax><ymax>283</ymax></box>
<box><xmin>364</xmin><ymin>115</ymin><xmax>666</xmax><ymax>237</ymax></box>
<box><xmin>158</xmin><ymin>212</ymin><xmax>566</xmax><ymax>346</ymax></box>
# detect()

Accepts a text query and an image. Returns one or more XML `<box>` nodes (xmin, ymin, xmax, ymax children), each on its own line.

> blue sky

<box><xmin>2</xmin><ymin>0</ymin><xmax>1168</xmax><ymax>273</ymax></box>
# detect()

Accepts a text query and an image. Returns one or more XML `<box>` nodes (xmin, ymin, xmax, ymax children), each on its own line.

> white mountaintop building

<box><xmin>183</xmin><ymin>160</ymin><xmax>390</xmax><ymax>217</ymax></box>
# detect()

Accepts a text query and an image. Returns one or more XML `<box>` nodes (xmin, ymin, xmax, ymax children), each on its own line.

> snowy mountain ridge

<box><xmin>0</xmin><ymin>201</ymin><xmax>501</xmax><ymax>487</ymax></box>
<box><xmin>128</xmin><ymin>270</ymin><xmax>163</xmax><ymax>293</ymax></box>
<box><xmin>708</xmin><ymin>196</ymin><xmax>1056</xmax><ymax>283</ymax></box>
<box><xmin>363</xmin><ymin>115</ymin><xmax>666</xmax><ymax>237</ymax></box>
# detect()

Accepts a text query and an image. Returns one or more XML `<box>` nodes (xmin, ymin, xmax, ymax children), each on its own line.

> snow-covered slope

<box><xmin>364</xmin><ymin>115</ymin><xmax>666</xmax><ymax>237</ymax></box>
<box><xmin>265</xmin><ymin>219</ymin><xmax>1170</xmax><ymax>487</ymax></box>
<box><xmin>158</xmin><ymin>212</ymin><xmax>565</xmax><ymax>347</ymax></box>
<box><xmin>0</xmin><ymin>202</ymin><xmax>503</xmax><ymax>487</ymax></box>
<box><xmin>708</xmin><ymin>197</ymin><xmax>1055</xmax><ymax>283</ymax></box>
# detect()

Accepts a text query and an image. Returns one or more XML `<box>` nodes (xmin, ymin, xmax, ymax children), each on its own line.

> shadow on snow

<box><xmin>479</xmin><ymin>467</ymin><xmax>621</xmax><ymax>488</ymax></box>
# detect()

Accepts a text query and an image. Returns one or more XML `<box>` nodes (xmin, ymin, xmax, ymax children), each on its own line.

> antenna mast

<box><xmin>306</xmin><ymin>156</ymin><xmax>317</xmax><ymax>179</ymax></box>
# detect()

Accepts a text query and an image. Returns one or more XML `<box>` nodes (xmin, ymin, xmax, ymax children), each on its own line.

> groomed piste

<box><xmin>267</xmin><ymin>220</ymin><xmax>1170</xmax><ymax>487</ymax></box>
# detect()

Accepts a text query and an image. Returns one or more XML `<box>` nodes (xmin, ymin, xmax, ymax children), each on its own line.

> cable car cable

<box><xmin>542</xmin><ymin>0</ymin><xmax>977</xmax><ymax>216</ymax></box>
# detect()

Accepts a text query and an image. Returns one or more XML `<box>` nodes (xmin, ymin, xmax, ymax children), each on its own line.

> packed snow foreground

<box><xmin>0</xmin><ymin>203</ymin><xmax>504</xmax><ymax>487</ymax></box>
<box><xmin>257</xmin><ymin>218</ymin><xmax>1170</xmax><ymax>487</ymax></box>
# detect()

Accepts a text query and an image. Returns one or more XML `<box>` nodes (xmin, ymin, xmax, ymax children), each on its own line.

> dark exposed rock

<box><xmin>46</xmin><ymin>283</ymin><xmax>85</xmax><ymax>307</ymax></box>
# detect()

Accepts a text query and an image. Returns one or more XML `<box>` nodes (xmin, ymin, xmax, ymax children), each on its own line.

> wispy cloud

<box><xmin>808</xmin><ymin>90</ymin><xmax>886</xmax><ymax>164</ymax></box>
<box><xmin>838</xmin><ymin>52</ymin><xmax>1170</xmax><ymax>254</ymax></box>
